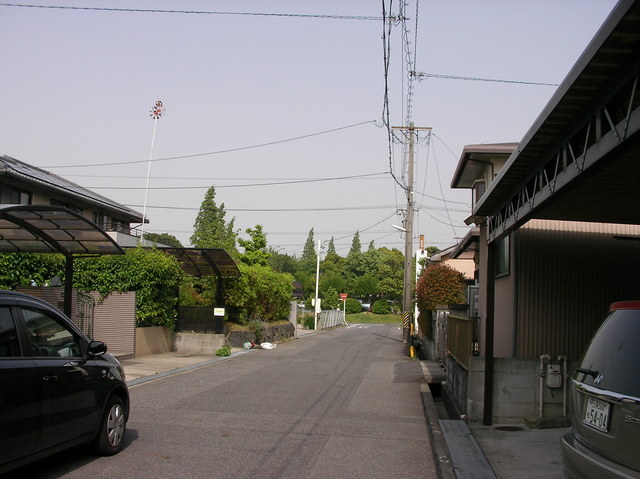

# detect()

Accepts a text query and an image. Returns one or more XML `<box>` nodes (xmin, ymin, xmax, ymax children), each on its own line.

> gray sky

<box><xmin>0</xmin><ymin>0</ymin><xmax>618</xmax><ymax>256</ymax></box>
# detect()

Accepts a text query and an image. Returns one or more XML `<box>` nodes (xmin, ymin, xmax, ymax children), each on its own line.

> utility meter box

<box><xmin>546</xmin><ymin>364</ymin><xmax>562</xmax><ymax>388</ymax></box>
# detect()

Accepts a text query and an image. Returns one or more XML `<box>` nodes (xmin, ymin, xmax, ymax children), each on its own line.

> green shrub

<box><xmin>303</xmin><ymin>315</ymin><xmax>315</xmax><ymax>330</ymax></box>
<box><xmin>225</xmin><ymin>263</ymin><xmax>294</xmax><ymax>322</ymax></box>
<box><xmin>248</xmin><ymin>320</ymin><xmax>265</xmax><ymax>343</ymax></box>
<box><xmin>74</xmin><ymin>247</ymin><xmax>183</xmax><ymax>331</ymax></box>
<box><xmin>216</xmin><ymin>345</ymin><xmax>232</xmax><ymax>357</ymax></box>
<box><xmin>345</xmin><ymin>297</ymin><xmax>363</xmax><ymax>314</ymax></box>
<box><xmin>371</xmin><ymin>299</ymin><xmax>391</xmax><ymax>314</ymax></box>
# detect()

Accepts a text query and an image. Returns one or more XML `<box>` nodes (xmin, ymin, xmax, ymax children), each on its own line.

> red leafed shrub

<box><xmin>416</xmin><ymin>264</ymin><xmax>466</xmax><ymax>337</ymax></box>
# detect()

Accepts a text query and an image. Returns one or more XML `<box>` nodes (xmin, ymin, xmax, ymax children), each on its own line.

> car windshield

<box><xmin>579</xmin><ymin>308</ymin><xmax>640</xmax><ymax>398</ymax></box>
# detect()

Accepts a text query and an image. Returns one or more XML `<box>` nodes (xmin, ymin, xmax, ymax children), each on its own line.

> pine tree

<box><xmin>190</xmin><ymin>186</ymin><xmax>238</xmax><ymax>255</ymax></box>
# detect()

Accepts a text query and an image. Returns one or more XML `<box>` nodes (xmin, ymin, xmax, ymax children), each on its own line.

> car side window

<box><xmin>0</xmin><ymin>306</ymin><xmax>21</xmax><ymax>357</ymax></box>
<box><xmin>20</xmin><ymin>307</ymin><xmax>82</xmax><ymax>358</ymax></box>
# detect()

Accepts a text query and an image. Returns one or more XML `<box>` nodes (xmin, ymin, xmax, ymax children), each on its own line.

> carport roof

<box><xmin>474</xmin><ymin>0</ymin><xmax>640</xmax><ymax>231</ymax></box>
<box><xmin>0</xmin><ymin>204</ymin><xmax>124</xmax><ymax>255</ymax></box>
<box><xmin>157</xmin><ymin>247</ymin><xmax>241</xmax><ymax>278</ymax></box>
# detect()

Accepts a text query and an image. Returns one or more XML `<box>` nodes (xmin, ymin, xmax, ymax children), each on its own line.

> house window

<box><xmin>0</xmin><ymin>185</ymin><xmax>32</xmax><ymax>205</ymax></box>
<box><xmin>496</xmin><ymin>236</ymin><xmax>510</xmax><ymax>276</ymax></box>
<box><xmin>92</xmin><ymin>212</ymin><xmax>108</xmax><ymax>228</ymax></box>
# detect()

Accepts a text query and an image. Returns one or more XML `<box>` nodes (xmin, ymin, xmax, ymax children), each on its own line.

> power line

<box><xmin>127</xmin><ymin>203</ymin><xmax>469</xmax><ymax>213</ymax></box>
<box><xmin>66</xmin><ymin>173</ymin><xmax>385</xmax><ymax>181</ymax></box>
<box><xmin>0</xmin><ymin>3</ymin><xmax>382</xmax><ymax>20</ymax></box>
<box><xmin>128</xmin><ymin>204</ymin><xmax>399</xmax><ymax>212</ymax></box>
<box><xmin>413</xmin><ymin>71</ymin><xmax>559</xmax><ymax>87</ymax></box>
<box><xmin>46</xmin><ymin>120</ymin><xmax>377</xmax><ymax>168</ymax></box>
<box><xmin>83</xmin><ymin>172</ymin><xmax>389</xmax><ymax>190</ymax></box>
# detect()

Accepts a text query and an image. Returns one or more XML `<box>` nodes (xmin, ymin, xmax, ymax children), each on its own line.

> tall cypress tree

<box><xmin>190</xmin><ymin>186</ymin><xmax>238</xmax><ymax>255</ymax></box>
<box><xmin>301</xmin><ymin>228</ymin><xmax>316</xmax><ymax>262</ymax></box>
<box><xmin>348</xmin><ymin>231</ymin><xmax>362</xmax><ymax>257</ymax></box>
<box><xmin>326</xmin><ymin>237</ymin><xmax>337</xmax><ymax>256</ymax></box>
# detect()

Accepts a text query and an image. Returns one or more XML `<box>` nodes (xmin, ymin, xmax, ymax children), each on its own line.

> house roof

<box><xmin>0</xmin><ymin>155</ymin><xmax>143</xmax><ymax>222</ymax></box>
<box><xmin>451</xmin><ymin>143</ymin><xmax>517</xmax><ymax>189</ymax></box>
<box><xmin>450</xmin><ymin>227</ymin><xmax>480</xmax><ymax>259</ymax></box>
<box><xmin>472</xmin><ymin>0</ymin><xmax>640</xmax><ymax>238</ymax></box>
<box><xmin>0</xmin><ymin>204</ymin><xmax>123</xmax><ymax>255</ymax></box>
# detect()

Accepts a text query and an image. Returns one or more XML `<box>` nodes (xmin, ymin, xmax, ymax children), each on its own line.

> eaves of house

<box><xmin>0</xmin><ymin>155</ymin><xmax>143</xmax><ymax>222</ymax></box>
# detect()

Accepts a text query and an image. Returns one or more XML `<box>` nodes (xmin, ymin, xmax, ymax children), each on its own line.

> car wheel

<box><xmin>95</xmin><ymin>395</ymin><xmax>126</xmax><ymax>455</ymax></box>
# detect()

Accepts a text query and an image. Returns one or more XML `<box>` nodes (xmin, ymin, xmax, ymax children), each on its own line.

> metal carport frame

<box><xmin>0</xmin><ymin>204</ymin><xmax>124</xmax><ymax>316</ymax></box>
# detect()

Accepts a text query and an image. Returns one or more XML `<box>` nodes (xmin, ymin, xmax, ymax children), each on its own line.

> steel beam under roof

<box><xmin>474</xmin><ymin>0</ymin><xmax>640</xmax><ymax>243</ymax></box>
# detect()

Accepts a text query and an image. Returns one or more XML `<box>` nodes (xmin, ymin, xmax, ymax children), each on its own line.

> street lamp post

<box><xmin>314</xmin><ymin>239</ymin><xmax>321</xmax><ymax>330</ymax></box>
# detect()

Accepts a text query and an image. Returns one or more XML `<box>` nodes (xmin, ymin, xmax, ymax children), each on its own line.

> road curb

<box><xmin>421</xmin><ymin>383</ymin><xmax>456</xmax><ymax>479</ymax></box>
<box><xmin>126</xmin><ymin>349</ymin><xmax>255</xmax><ymax>387</ymax></box>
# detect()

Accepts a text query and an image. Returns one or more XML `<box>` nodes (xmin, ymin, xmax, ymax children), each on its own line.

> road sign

<box><xmin>340</xmin><ymin>293</ymin><xmax>348</xmax><ymax>301</ymax></box>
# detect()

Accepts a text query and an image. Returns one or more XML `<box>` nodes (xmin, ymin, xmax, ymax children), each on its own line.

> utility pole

<box><xmin>392</xmin><ymin>123</ymin><xmax>431</xmax><ymax>344</ymax></box>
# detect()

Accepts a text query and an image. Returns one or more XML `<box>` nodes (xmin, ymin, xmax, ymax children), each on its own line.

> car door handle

<box><xmin>43</xmin><ymin>375</ymin><xmax>58</xmax><ymax>383</ymax></box>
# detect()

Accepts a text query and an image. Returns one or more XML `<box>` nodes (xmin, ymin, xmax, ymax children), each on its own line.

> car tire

<box><xmin>94</xmin><ymin>395</ymin><xmax>127</xmax><ymax>456</ymax></box>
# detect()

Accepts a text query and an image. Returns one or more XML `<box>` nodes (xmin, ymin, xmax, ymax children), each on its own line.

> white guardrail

<box><xmin>317</xmin><ymin>309</ymin><xmax>348</xmax><ymax>330</ymax></box>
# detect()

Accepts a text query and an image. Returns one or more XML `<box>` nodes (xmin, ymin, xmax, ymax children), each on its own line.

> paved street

<box><xmin>7</xmin><ymin>324</ymin><xmax>437</xmax><ymax>478</ymax></box>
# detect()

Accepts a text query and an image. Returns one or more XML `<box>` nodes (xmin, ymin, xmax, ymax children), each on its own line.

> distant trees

<box><xmin>143</xmin><ymin>232</ymin><xmax>182</xmax><ymax>248</ymax></box>
<box><xmin>0</xmin><ymin>178</ymin><xmax>451</xmax><ymax>327</ymax></box>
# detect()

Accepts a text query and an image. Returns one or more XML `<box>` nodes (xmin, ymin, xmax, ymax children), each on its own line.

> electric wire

<box><xmin>125</xmin><ymin>203</ymin><xmax>469</xmax><ymax>213</ymax></box>
<box><xmin>0</xmin><ymin>3</ymin><xmax>383</xmax><ymax>20</ymax></box>
<box><xmin>46</xmin><ymin>120</ymin><xmax>377</xmax><ymax>168</ymax></box>
<box><xmin>381</xmin><ymin>0</ymin><xmax>404</xmax><ymax>191</ymax></box>
<box><xmin>430</xmin><ymin>140</ymin><xmax>459</xmax><ymax>238</ymax></box>
<box><xmin>413</xmin><ymin>71</ymin><xmax>559</xmax><ymax>87</ymax></box>
<box><xmin>83</xmin><ymin>172</ymin><xmax>389</xmax><ymax>190</ymax></box>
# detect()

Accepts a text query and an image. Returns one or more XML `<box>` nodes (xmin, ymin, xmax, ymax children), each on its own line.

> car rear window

<box><xmin>579</xmin><ymin>309</ymin><xmax>640</xmax><ymax>398</ymax></box>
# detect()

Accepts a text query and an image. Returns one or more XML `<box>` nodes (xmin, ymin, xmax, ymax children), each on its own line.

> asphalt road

<box><xmin>6</xmin><ymin>324</ymin><xmax>436</xmax><ymax>479</ymax></box>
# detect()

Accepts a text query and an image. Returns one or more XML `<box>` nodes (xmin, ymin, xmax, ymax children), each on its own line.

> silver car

<box><xmin>562</xmin><ymin>301</ymin><xmax>640</xmax><ymax>478</ymax></box>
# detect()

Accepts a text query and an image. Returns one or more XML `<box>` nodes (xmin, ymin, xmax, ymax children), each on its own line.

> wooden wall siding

<box><xmin>514</xmin><ymin>225</ymin><xmax>640</xmax><ymax>360</ymax></box>
<box><xmin>91</xmin><ymin>291</ymin><xmax>136</xmax><ymax>357</ymax></box>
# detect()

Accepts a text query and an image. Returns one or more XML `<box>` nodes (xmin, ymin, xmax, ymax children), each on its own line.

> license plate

<box><xmin>583</xmin><ymin>396</ymin><xmax>610</xmax><ymax>432</ymax></box>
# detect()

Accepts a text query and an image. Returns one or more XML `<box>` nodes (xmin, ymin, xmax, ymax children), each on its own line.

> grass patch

<box><xmin>346</xmin><ymin>312</ymin><xmax>402</xmax><ymax>324</ymax></box>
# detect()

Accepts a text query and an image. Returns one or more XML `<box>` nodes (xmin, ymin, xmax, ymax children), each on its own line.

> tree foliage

<box><xmin>190</xmin><ymin>186</ymin><xmax>238</xmax><ymax>255</ymax></box>
<box><xmin>348</xmin><ymin>231</ymin><xmax>361</xmax><ymax>257</ymax></box>
<box><xmin>225</xmin><ymin>263</ymin><xmax>294</xmax><ymax>322</ymax></box>
<box><xmin>238</xmin><ymin>225</ymin><xmax>270</xmax><ymax>266</ymax></box>
<box><xmin>143</xmin><ymin>232</ymin><xmax>183</xmax><ymax>248</ymax></box>
<box><xmin>0</xmin><ymin>253</ymin><xmax>65</xmax><ymax>289</ymax></box>
<box><xmin>74</xmin><ymin>248</ymin><xmax>184</xmax><ymax>329</ymax></box>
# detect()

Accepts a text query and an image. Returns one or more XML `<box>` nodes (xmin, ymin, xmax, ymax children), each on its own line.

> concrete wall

<box><xmin>172</xmin><ymin>332</ymin><xmax>226</xmax><ymax>355</ymax></box>
<box><xmin>466</xmin><ymin>356</ymin><xmax>577</xmax><ymax>424</ymax></box>
<box><xmin>444</xmin><ymin>353</ymin><xmax>468</xmax><ymax>418</ymax></box>
<box><xmin>136</xmin><ymin>326</ymin><xmax>172</xmax><ymax>356</ymax></box>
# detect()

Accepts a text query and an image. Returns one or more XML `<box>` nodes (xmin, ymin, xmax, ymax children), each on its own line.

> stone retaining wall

<box><xmin>227</xmin><ymin>322</ymin><xmax>295</xmax><ymax>348</ymax></box>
